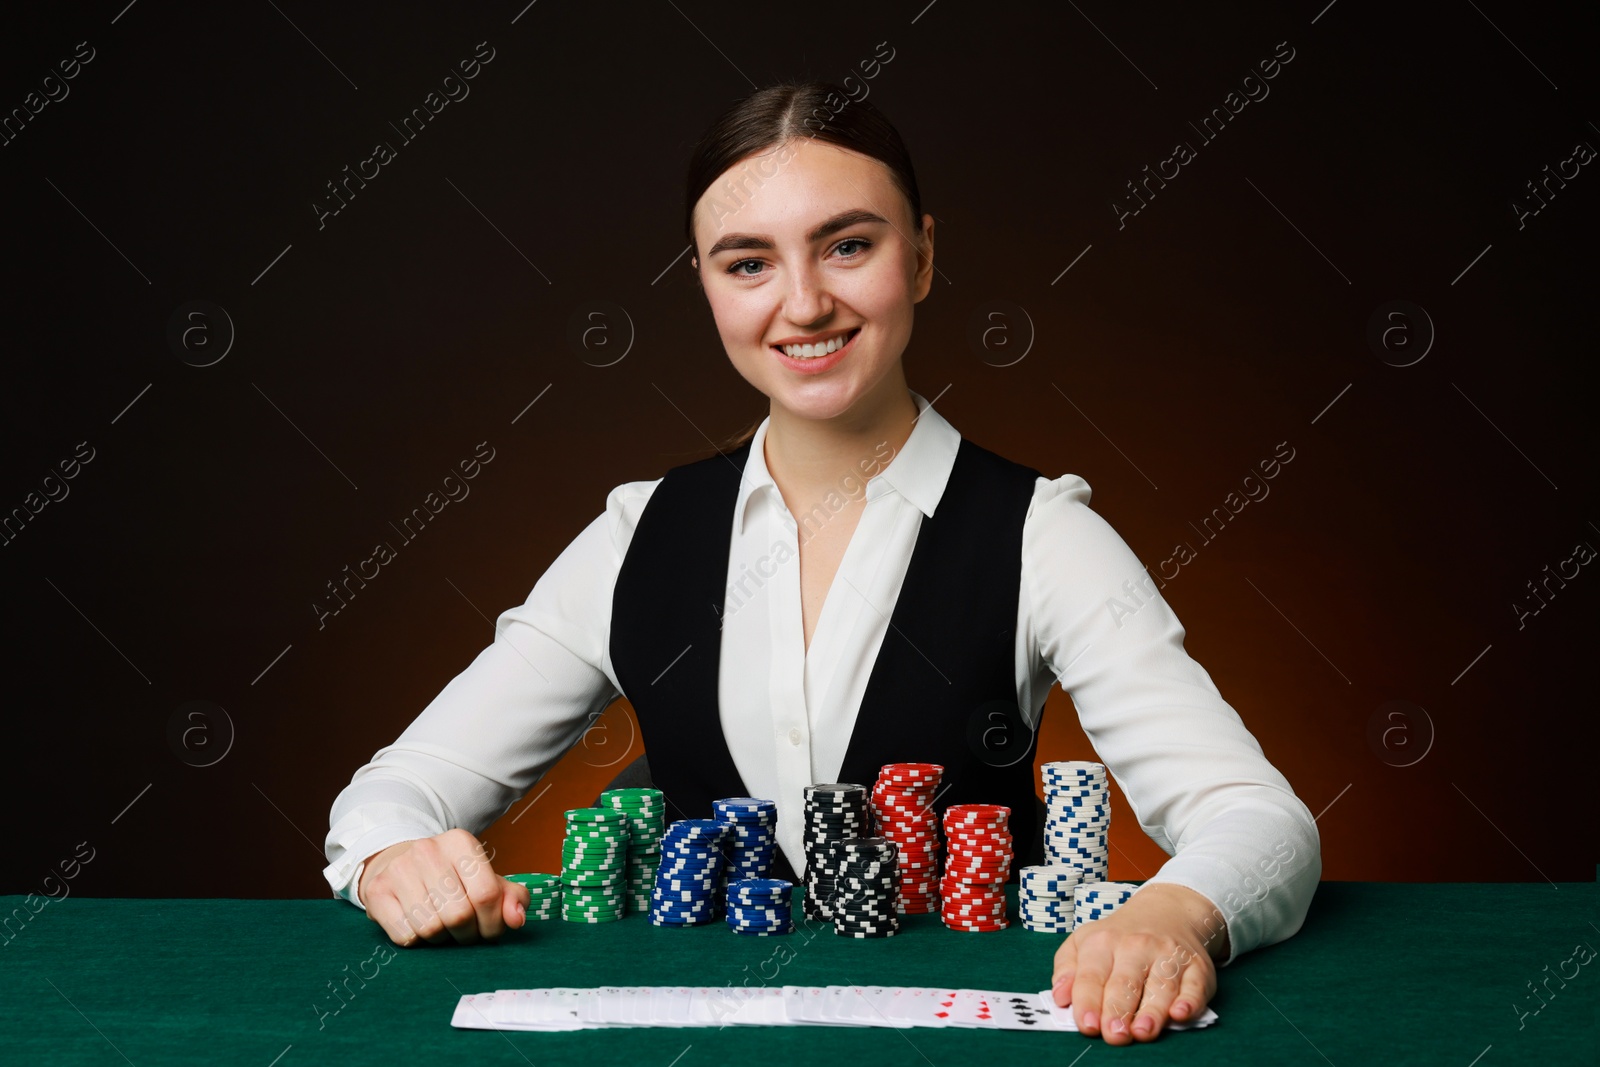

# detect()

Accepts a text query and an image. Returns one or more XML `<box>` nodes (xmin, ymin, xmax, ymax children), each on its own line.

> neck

<box><xmin>763</xmin><ymin>378</ymin><xmax>920</xmax><ymax>501</ymax></box>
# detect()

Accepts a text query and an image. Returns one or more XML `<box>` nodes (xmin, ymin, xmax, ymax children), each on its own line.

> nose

<box><xmin>780</xmin><ymin>259</ymin><xmax>834</xmax><ymax>327</ymax></box>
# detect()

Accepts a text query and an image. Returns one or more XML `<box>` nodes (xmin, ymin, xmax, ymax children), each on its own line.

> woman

<box><xmin>324</xmin><ymin>82</ymin><xmax>1320</xmax><ymax>1045</ymax></box>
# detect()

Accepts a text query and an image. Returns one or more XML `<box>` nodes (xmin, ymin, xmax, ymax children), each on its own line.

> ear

<box><xmin>912</xmin><ymin>214</ymin><xmax>935</xmax><ymax>303</ymax></box>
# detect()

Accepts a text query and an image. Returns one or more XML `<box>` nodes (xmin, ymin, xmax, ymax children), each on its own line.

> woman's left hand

<box><xmin>1049</xmin><ymin>882</ymin><xmax>1227</xmax><ymax>1044</ymax></box>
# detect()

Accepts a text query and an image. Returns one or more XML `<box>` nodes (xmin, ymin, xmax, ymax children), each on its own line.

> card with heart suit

<box><xmin>450</xmin><ymin>985</ymin><xmax>1219</xmax><ymax>1033</ymax></box>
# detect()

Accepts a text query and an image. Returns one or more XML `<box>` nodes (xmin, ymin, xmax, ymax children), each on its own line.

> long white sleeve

<box><xmin>1021</xmin><ymin>473</ymin><xmax>1321</xmax><ymax>962</ymax></box>
<box><xmin>321</xmin><ymin>479</ymin><xmax>660</xmax><ymax>907</ymax></box>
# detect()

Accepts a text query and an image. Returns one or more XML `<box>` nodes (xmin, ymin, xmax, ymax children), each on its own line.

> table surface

<box><xmin>4</xmin><ymin>881</ymin><xmax>1595</xmax><ymax>1066</ymax></box>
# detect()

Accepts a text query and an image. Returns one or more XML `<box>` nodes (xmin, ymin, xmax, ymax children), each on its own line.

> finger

<box><xmin>398</xmin><ymin>887</ymin><xmax>454</xmax><ymax>946</ymax></box>
<box><xmin>1050</xmin><ymin>935</ymin><xmax>1079</xmax><ymax>1006</ymax></box>
<box><xmin>501</xmin><ymin>880</ymin><xmax>531</xmax><ymax>929</ymax></box>
<box><xmin>1169</xmin><ymin>957</ymin><xmax>1215</xmax><ymax>1022</ymax></box>
<box><xmin>451</xmin><ymin>849</ymin><xmax>509</xmax><ymax>941</ymax></box>
<box><xmin>1068</xmin><ymin>933</ymin><xmax>1110</xmax><ymax>1036</ymax></box>
<box><xmin>1097</xmin><ymin>953</ymin><xmax>1152</xmax><ymax>1046</ymax></box>
<box><xmin>365</xmin><ymin>891</ymin><xmax>421</xmax><ymax>947</ymax></box>
<box><xmin>429</xmin><ymin>870</ymin><xmax>483</xmax><ymax>946</ymax></box>
<box><xmin>1129</xmin><ymin>951</ymin><xmax>1186</xmax><ymax>1041</ymax></box>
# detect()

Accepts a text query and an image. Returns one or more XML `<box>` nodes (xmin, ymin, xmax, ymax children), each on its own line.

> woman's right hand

<box><xmin>358</xmin><ymin>829</ymin><xmax>530</xmax><ymax>946</ymax></box>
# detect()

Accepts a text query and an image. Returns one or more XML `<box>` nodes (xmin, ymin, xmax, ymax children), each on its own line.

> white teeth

<box><xmin>781</xmin><ymin>330</ymin><xmax>854</xmax><ymax>359</ymax></box>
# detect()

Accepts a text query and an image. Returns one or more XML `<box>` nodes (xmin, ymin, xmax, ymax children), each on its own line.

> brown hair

<box><xmin>683</xmin><ymin>81</ymin><xmax>924</xmax><ymax>454</ymax></box>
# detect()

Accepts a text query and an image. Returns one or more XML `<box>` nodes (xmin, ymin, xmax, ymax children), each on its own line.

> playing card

<box><xmin>823</xmin><ymin>985</ymin><xmax>874</xmax><ymax>1026</ymax></box>
<box><xmin>452</xmin><ymin>986</ymin><xmax>1221</xmax><ymax>1033</ymax></box>
<box><xmin>1033</xmin><ymin>990</ymin><xmax>1221</xmax><ymax>1031</ymax></box>
<box><xmin>450</xmin><ymin>993</ymin><xmax>498</xmax><ymax>1030</ymax></box>
<box><xmin>940</xmin><ymin>989</ymin><xmax>995</xmax><ymax>1028</ymax></box>
<box><xmin>985</xmin><ymin>993</ymin><xmax>1068</xmax><ymax>1031</ymax></box>
<box><xmin>849</xmin><ymin>985</ymin><xmax>901</xmax><ymax>1027</ymax></box>
<box><xmin>896</xmin><ymin>986</ymin><xmax>958</xmax><ymax>1028</ymax></box>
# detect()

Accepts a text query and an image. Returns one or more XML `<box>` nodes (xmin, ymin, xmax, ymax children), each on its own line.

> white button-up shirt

<box><xmin>324</xmin><ymin>390</ymin><xmax>1320</xmax><ymax>960</ymax></box>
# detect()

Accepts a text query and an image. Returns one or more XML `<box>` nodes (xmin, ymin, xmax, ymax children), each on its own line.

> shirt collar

<box><xmin>734</xmin><ymin>390</ymin><xmax>960</xmax><ymax>535</ymax></box>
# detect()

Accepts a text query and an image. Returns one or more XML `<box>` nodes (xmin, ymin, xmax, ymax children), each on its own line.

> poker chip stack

<box><xmin>1017</xmin><ymin>864</ymin><xmax>1085</xmax><ymax>934</ymax></box>
<box><xmin>724</xmin><ymin>877</ymin><xmax>795</xmax><ymax>936</ymax></box>
<box><xmin>868</xmin><ymin>763</ymin><xmax>945</xmax><ymax>914</ymax></box>
<box><xmin>1041</xmin><ymin>761</ymin><xmax>1111</xmax><ymax>883</ymax></box>
<box><xmin>559</xmin><ymin>808</ymin><xmax>630</xmax><ymax>923</ymax></box>
<box><xmin>504</xmin><ymin>872</ymin><xmax>562</xmax><ymax>920</ymax></box>
<box><xmin>801</xmin><ymin>783</ymin><xmax>870</xmax><ymax>921</ymax></box>
<box><xmin>600</xmin><ymin>787</ymin><xmax>667</xmax><ymax>912</ymax></box>
<box><xmin>1073</xmin><ymin>881</ymin><xmax>1140</xmax><ymax>929</ymax></box>
<box><xmin>713</xmin><ymin>797</ymin><xmax>779</xmax><ymax>885</ymax></box>
<box><xmin>647</xmin><ymin>819</ymin><xmax>728</xmax><ymax>927</ymax></box>
<box><xmin>829</xmin><ymin>837</ymin><xmax>901</xmax><ymax>938</ymax></box>
<box><xmin>939</xmin><ymin>804</ymin><xmax>1012</xmax><ymax>932</ymax></box>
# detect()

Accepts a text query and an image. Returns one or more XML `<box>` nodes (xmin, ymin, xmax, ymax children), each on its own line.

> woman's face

<box><xmin>691</xmin><ymin>138</ymin><xmax>934</xmax><ymax>424</ymax></box>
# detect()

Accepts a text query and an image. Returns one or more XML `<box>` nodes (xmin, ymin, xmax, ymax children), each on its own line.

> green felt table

<box><xmin>3</xmin><ymin>882</ymin><xmax>1595</xmax><ymax>1065</ymax></box>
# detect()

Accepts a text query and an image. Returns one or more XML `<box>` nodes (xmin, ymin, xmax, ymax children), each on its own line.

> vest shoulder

<box><xmin>646</xmin><ymin>442</ymin><xmax>753</xmax><ymax>484</ymax></box>
<box><xmin>957</xmin><ymin>436</ymin><xmax>1047</xmax><ymax>485</ymax></box>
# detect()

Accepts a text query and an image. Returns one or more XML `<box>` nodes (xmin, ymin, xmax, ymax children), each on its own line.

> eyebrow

<box><xmin>704</xmin><ymin>208</ymin><xmax>890</xmax><ymax>258</ymax></box>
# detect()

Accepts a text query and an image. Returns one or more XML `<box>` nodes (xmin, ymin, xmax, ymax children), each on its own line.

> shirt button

<box><xmin>788</xmin><ymin>728</ymin><xmax>802</xmax><ymax>746</ymax></box>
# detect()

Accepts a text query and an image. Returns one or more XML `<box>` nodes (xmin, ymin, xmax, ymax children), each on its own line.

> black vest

<box><xmin>609</xmin><ymin>436</ymin><xmax>1049</xmax><ymax>879</ymax></box>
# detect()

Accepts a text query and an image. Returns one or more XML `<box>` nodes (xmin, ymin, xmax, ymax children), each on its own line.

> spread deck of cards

<box><xmin>456</xmin><ymin>760</ymin><xmax>1221</xmax><ymax>1033</ymax></box>
<box><xmin>450</xmin><ymin>985</ymin><xmax>1219</xmax><ymax>1032</ymax></box>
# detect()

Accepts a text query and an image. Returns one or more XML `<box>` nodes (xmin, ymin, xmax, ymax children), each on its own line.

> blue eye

<box><xmin>723</xmin><ymin>238</ymin><xmax>872</xmax><ymax>278</ymax></box>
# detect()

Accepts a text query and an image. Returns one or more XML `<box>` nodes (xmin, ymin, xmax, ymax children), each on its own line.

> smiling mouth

<box><xmin>771</xmin><ymin>327</ymin><xmax>861</xmax><ymax>360</ymax></box>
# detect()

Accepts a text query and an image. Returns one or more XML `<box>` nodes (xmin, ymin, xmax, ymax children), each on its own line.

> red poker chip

<box><xmin>945</xmin><ymin>862</ymin><xmax>1012</xmax><ymax>875</ymax></box>
<box><xmin>939</xmin><ymin>878</ymin><xmax>1003</xmax><ymax>890</ymax></box>
<box><xmin>945</xmin><ymin>841</ymin><xmax>1013</xmax><ymax>854</ymax></box>
<box><xmin>894</xmin><ymin>852</ymin><xmax>943</xmax><ymax>865</ymax></box>
<box><xmin>943</xmin><ymin>804</ymin><xmax>1010</xmax><ymax>821</ymax></box>
<box><xmin>945</xmin><ymin>828</ymin><xmax>1014</xmax><ymax>841</ymax></box>
<box><xmin>876</xmin><ymin>801</ymin><xmax>936</xmax><ymax>813</ymax></box>
<box><xmin>940</xmin><ymin>887</ymin><xmax>1005</xmax><ymax>900</ymax></box>
<box><xmin>939</xmin><ymin>885</ymin><xmax>1005</xmax><ymax>899</ymax></box>
<box><xmin>942</xmin><ymin>901</ymin><xmax>1007</xmax><ymax>914</ymax></box>
<box><xmin>943</xmin><ymin>921</ymin><xmax>1009</xmax><ymax>932</ymax></box>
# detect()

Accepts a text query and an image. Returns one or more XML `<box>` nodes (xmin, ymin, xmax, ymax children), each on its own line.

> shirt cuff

<box><xmin>322</xmin><ymin>825</ymin><xmax>437</xmax><ymax>911</ymax></box>
<box><xmin>1140</xmin><ymin>836</ymin><xmax>1316</xmax><ymax>967</ymax></box>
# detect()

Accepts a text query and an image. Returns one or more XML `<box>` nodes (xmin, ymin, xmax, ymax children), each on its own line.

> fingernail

<box><xmin>1083</xmin><ymin>1010</ymin><xmax>1099</xmax><ymax>1031</ymax></box>
<box><xmin>1134</xmin><ymin>1015</ymin><xmax>1154</xmax><ymax>1036</ymax></box>
<box><xmin>515</xmin><ymin>902</ymin><xmax>526</xmax><ymax>922</ymax></box>
<box><xmin>1172</xmin><ymin>1000</ymin><xmax>1189</xmax><ymax>1017</ymax></box>
<box><xmin>1052</xmin><ymin>974</ymin><xmax>1070</xmax><ymax>991</ymax></box>
<box><xmin>1108</xmin><ymin>1016</ymin><xmax>1126</xmax><ymax>1034</ymax></box>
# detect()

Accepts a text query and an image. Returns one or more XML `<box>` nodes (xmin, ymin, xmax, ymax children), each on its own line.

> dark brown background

<box><xmin>2</xmin><ymin>1</ymin><xmax>1594</xmax><ymax>898</ymax></box>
